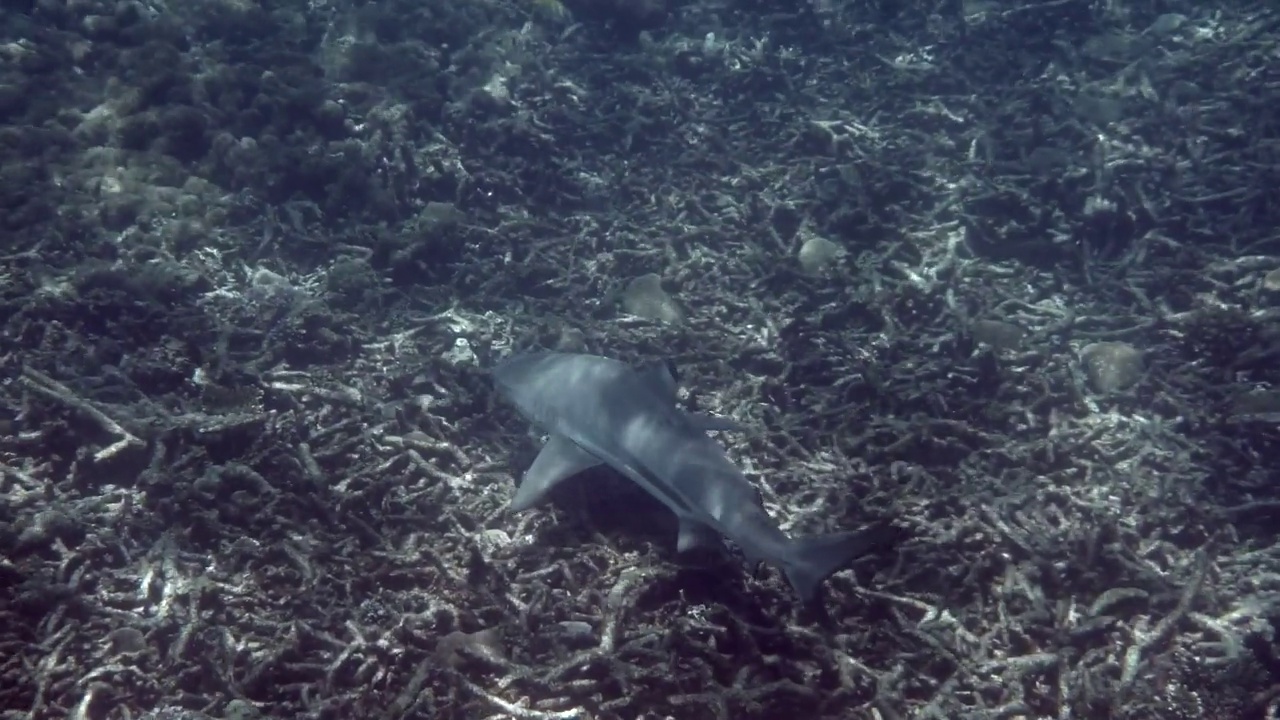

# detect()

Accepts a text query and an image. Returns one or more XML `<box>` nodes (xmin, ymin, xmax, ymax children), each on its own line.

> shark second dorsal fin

<box><xmin>636</xmin><ymin>359</ymin><xmax>680</xmax><ymax>398</ymax></box>
<box><xmin>510</xmin><ymin>434</ymin><xmax>603</xmax><ymax>511</ymax></box>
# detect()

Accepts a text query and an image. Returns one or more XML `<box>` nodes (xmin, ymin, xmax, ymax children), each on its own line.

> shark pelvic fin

<box><xmin>511</xmin><ymin>434</ymin><xmax>602</xmax><ymax>511</ymax></box>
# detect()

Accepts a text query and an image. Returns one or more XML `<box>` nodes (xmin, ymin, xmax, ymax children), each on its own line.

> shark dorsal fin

<box><xmin>636</xmin><ymin>359</ymin><xmax>679</xmax><ymax>398</ymax></box>
<box><xmin>636</xmin><ymin>359</ymin><xmax>748</xmax><ymax>433</ymax></box>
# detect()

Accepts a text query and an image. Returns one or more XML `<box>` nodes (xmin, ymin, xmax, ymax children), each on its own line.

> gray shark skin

<box><xmin>492</xmin><ymin>351</ymin><xmax>897</xmax><ymax>603</ymax></box>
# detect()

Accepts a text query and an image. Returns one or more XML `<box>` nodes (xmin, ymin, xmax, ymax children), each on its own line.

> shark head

<box><xmin>493</xmin><ymin>352</ymin><xmax>630</xmax><ymax>430</ymax></box>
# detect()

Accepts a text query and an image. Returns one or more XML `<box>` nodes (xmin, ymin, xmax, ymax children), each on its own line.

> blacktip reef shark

<box><xmin>492</xmin><ymin>351</ymin><xmax>899</xmax><ymax>603</ymax></box>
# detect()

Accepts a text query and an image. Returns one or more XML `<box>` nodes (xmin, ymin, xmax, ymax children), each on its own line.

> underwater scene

<box><xmin>1</xmin><ymin>0</ymin><xmax>1278</xmax><ymax>718</ymax></box>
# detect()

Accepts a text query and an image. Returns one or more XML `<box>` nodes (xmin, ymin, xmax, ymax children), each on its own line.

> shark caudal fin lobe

<box><xmin>782</xmin><ymin>523</ymin><xmax>902</xmax><ymax>603</ymax></box>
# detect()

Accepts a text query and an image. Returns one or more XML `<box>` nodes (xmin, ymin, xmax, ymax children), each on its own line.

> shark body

<box><xmin>492</xmin><ymin>351</ymin><xmax>895</xmax><ymax>603</ymax></box>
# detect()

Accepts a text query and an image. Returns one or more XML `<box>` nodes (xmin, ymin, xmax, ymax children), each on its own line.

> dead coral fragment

<box><xmin>434</xmin><ymin>628</ymin><xmax>507</xmax><ymax>669</ymax></box>
<box><xmin>1088</xmin><ymin>587</ymin><xmax>1150</xmax><ymax>617</ymax></box>
<box><xmin>106</xmin><ymin>627</ymin><xmax>147</xmax><ymax>654</ymax></box>
<box><xmin>1261</xmin><ymin>268</ymin><xmax>1280</xmax><ymax>296</ymax></box>
<box><xmin>1230</xmin><ymin>388</ymin><xmax>1280</xmax><ymax>419</ymax></box>
<box><xmin>969</xmin><ymin>319</ymin><xmax>1027</xmax><ymax>351</ymax></box>
<box><xmin>621</xmin><ymin>273</ymin><xmax>684</xmax><ymax>324</ymax></box>
<box><xmin>1080</xmin><ymin>341</ymin><xmax>1144</xmax><ymax>393</ymax></box>
<box><xmin>797</xmin><ymin>234</ymin><xmax>844</xmax><ymax>275</ymax></box>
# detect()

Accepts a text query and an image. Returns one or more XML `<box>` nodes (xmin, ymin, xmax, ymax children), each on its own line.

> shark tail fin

<box><xmin>782</xmin><ymin>523</ymin><xmax>902</xmax><ymax>604</ymax></box>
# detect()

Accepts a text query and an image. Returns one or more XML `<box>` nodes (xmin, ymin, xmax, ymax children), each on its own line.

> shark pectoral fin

<box><xmin>782</xmin><ymin>522</ymin><xmax>904</xmax><ymax>603</ymax></box>
<box><xmin>687</xmin><ymin>413</ymin><xmax>749</xmax><ymax>434</ymax></box>
<box><xmin>511</xmin><ymin>434</ymin><xmax>603</xmax><ymax>511</ymax></box>
<box><xmin>676</xmin><ymin>519</ymin><xmax>724</xmax><ymax>553</ymax></box>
